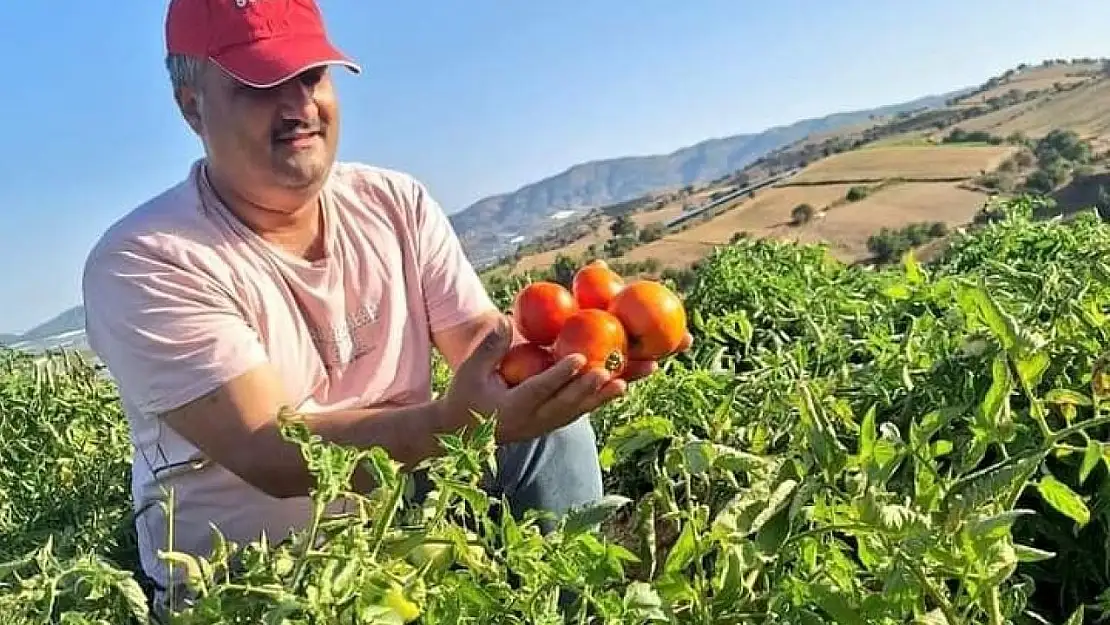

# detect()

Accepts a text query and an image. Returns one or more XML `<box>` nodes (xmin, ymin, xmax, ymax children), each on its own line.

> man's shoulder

<box><xmin>329</xmin><ymin>161</ymin><xmax>438</xmax><ymax>212</ymax></box>
<box><xmin>331</xmin><ymin>161</ymin><xmax>425</xmax><ymax>191</ymax></box>
<box><xmin>83</xmin><ymin>165</ymin><xmax>211</xmax><ymax>278</ymax></box>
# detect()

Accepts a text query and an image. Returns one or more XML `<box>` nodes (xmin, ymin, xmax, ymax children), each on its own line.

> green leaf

<box><xmin>903</xmin><ymin>249</ymin><xmax>926</xmax><ymax>285</ymax></box>
<box><xmin>623</xmin><ymin>582</ymin><xmax>668</xmax><ymax>622</ymax></box>
<box><xmin>1080</xmin><ymin>439</ymin><xmax>1101</xmax><ymax>485</ymax></box>
<box><xmin>1036</xmin><ymin>475</ymin><xmax>1090</xmax><ymax>527</ymax></box>
<box><xmin>810</xmin><ymin>583</ymin><xmax>866</xmax><ymax>625</ymax></box>
<box><xmin>978</xmin><ymin>355</ymin><xmax>1014</xmax><ymax>440</ymax></box>
<box><xmin>663</xmin><ymin>521</ymin><xmax>698</xmax><ymax>575</ymax></box>
<box><xmin>563</xmin><ymin>495</ymin><xmax>631</xmax><ymax>536</ymax></box>
<box><xmin>598</xmin><ymin>416</ymin><xmax>675</xmax><ymax>470</ymax></box>
<box><xmin>858</xmin><ymin>405</ymin><xmax>876</xmax><ymax>463</ymax></box>
<box><xmin>956</xmin><ymin>282</ymin><xmax>1021</xmax><ymax>353</ymax></box>
<box><xmin>913</xmin><ymin>608</ymin><xmax>950</xmax><ymax>625</ymax></box>
<box><xmin>1063</xmin><ymin>605</ymin><xmax>1085</xmax><ymax>625</ymax></box>
<box><xmin>1015</xmin><ymin>350</ymin><xmax>1050</xmax><ymax>390</ymax></box>
<box><xmin>1044</xmin><ymin>388</ymin><xmax>1092</xmax><ymax>407</ymax></box>
<box><xmin>970</xmin><ymin>509</ymin><xmax>1036</xmax><ymax>540</ymax></box>
<box><xmin>1013</xmin><ymin>544</ymin><xmax>1056</xmax><ymax>562</ymax></box>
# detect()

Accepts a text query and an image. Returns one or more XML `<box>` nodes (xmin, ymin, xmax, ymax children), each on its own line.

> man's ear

<box><xmin>175</xmin><ymin>86</ymin><xmax>205</xmax><ymax>136</ymax></box>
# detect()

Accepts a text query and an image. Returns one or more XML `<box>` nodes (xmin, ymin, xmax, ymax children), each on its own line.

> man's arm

<box><xmin>82</xmin><ymin>237</ymin><xmax>477</xmax><ymax>501</ymax></box>
<box><xmin>432</xmin><ymin>309</ymin><xmax>519</xmax><ymax>372</ymax></box>
<box><xmin>160</xmin><ymin>364</ymin><xmax>461</xmax><ymax>499</ymax></box>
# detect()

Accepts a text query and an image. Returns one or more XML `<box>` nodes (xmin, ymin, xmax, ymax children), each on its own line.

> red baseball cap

<box><xmin>166</xmin><ymin>0</ymin><xmax>361</xmax><ymax>89</ymax></box>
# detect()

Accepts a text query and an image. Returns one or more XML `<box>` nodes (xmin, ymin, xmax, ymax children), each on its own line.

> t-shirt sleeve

<box><xmin>409</xmin><ymin>179</ymin><xmax>497</xmax><ymax>333</ymax></box>
<box><xmin>82</xmin><ymin>242</ymin><xmax>270</xmax><ymax>417</ymax></box>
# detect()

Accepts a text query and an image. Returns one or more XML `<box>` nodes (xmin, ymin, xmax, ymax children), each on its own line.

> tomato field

<box><xmin>4</xmin><ymin>196</ymin><xmax>1110</xmax><ymax>623</ymax></box>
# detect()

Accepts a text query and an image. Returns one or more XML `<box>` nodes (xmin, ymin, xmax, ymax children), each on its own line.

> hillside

<box><xmin>448</xmin><ymin>91</ymin><xmax>966</xmax><ymax>266</ymax></box>
<box><xmin>491</xmin><ymin>58</ymin><xmax>1110</xmax><ymax>279</ymax></box>
<box><xmin>1</xmin><ymin>305</ymin><xmax>86</xmax><ymax>350</ymax></box>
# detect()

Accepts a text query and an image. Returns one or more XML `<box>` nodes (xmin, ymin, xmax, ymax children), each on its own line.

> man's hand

<box><xmin>440</xmin><ymin>316</ymin><xmax>693</xmax><ymax>443</ymax></box>
<box><xmin>619</xmin><ymin>331</ymin><xmax>694</xmax><ymax>382</ymax></box>
<box><xmin>442</xmin><ymin>315</ymin><xmax>626</xmax><ymax>443</ymax></box>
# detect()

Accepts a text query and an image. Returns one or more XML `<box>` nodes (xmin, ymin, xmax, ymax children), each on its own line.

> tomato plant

<box><xmin>572</xmin><ymin>260</ymin><xmax>624</xmax><ymax>310</ymax></box>
<box><xmin>608</xmin><ymin>280</ymin><xmax>688</xmax><ymax>360</ymax></box>
<box><xmin>498</xmin><ymin>342</ymin><xmax>554</xmax><ymax>387</ymax></box>
<box><xmin>552</xmin><ymin>309</ymin><xmax>628</xmax><ymax>375</ymax></box>
<box><xmin>511</xmin><ymin>281</ymin><xmax>578</xmax><ymax>345</ymax></box>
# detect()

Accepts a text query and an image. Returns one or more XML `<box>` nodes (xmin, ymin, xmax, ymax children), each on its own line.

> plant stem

<box><xmin>896</xmin><ymin>548</ymin><xmax>961</xmax><ymax>625</ymax></box>
<box><xmin>985</xmin><ymin>587</ymin><xmax>1005</xmax><ymax>625</ymax></box>
<box><xmin>1049</xmin><ymin>414</ymin><xmax>1110</xmax><ymax>445</ymax></box>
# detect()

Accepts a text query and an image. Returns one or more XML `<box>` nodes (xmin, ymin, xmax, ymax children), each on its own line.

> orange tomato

<box><xmin>511</xmin><ymin>281</ymin><xmax>578</xmax><ymax>346</ymax></box>
<box><xmin>498</xmin><ymin>342</ymin><xmax>555</xmax><ymax>387</ymax></box>
<box><xmin>572</xmin><ymin>260</ymin><xmax>625</xmax><ymax>310</ymax></box>
<box><xmin>552</xmin><ymin>309</ymin><xmax>628</xmax><ymax>375</ymax></box>
<box><xmin>608</xmin><ymin>280</ymin><xmax>687</xmax><ymax>361</ymax></box>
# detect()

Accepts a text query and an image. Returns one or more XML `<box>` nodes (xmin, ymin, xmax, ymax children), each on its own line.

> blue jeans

<box><xmin>410</xmin><ymin>415</ymin><xmax>605</xmax><ymax>532</ymax></box>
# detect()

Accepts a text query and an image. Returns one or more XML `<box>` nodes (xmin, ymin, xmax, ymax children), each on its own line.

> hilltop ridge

<box><xmin>484</xmin><ymin>58</ymin><xmax>1110</xmax><ymax>282</ymax></box>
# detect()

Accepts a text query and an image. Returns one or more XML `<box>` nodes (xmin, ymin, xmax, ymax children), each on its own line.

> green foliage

<box><xmin>943</xmin><ymin>129</ymin><xmax>1004</xmax><ymax>145</ymax></box>
<box><xmin>1021</xmin><ymin>130</ymin><xmax>1096</xmax><ymax>195</ymax></box>
<box><xmin>5</xmin><ymin>196</ymin><xmax>1110</xmax><ymax>624</ymax></box>
<box><xmin>846</xmin><ymin>186</ymin><xmax>870</xmax><ymax>202</ymax></box>
<box><xmin>610</xmin><ymin>215</ymin><xmax>638</xmax><ymax>238</ymax></box>
<box><xmin>790</xmin><ymin>203</ymin><xmax>816</xmax><ymax>225</ymax></box>
<box><xmin>639</xmin><ymin>222</ymin><xmax>666</xmax><ymax>243</ymax></box>
<box><xmin>866</xmin><ymin>221</ymin><xmax>949</xmax><ymax>263</ymax></box>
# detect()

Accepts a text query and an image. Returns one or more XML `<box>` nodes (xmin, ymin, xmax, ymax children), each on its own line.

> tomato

<box><xmin>511</xmin><ymin>281</ymin><xmax>578</xmax><ymax>345</ymax></box>
<box><xmin>498</xmin><ymin>343</ymin><xmax>555</xmax><ymax>387</ymax></box>
<box><xmin>572</xmin><ymin>260</ymin><xmax>625</xmax><ymax>310</ymax></box>
<box><xmin>552</xmin><ymin>309</ymin><xmax>628</xmax><ymax>375</ymax></box>
<box><xmin>608</xmin><ymin>280</ymin><xmax>688</xmax><ymax>360</ymax></box>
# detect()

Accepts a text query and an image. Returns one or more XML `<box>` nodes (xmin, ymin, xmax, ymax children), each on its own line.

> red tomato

<box><xmin>498</xmin><ymin>343</ymin><xmax>555</xmax><ymax>387</ymax></box>
<box><xmin>511</xmin><ymin>281</ymin><xmax>578</xmax><ymax>346</ymax></box>
<box><xmin>572</xmin><ymin>260</ymin><xmax>625</xmax><ymax>310</ymax></box>
<box><xmin>608</xmin><ymin>280</ymin><xmax>688</xmax><ymax>361</ymax></box>
<box><xmin>552</xmin><ymin>309</ymin><xmax>628</xmax><ymax>375</ymax></box>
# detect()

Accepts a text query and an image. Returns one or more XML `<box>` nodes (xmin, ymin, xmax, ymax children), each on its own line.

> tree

<box><xmin>551</xmin><ymin>254</ymin><xmax>578</xmax><ymax>288</ymax></box>
<box><xmin>610</xmin><ymin>215</ymin><xmax>637</xmax><ymax>238</ymax></box>
<box><xmin>791</xmin><ymin>203</ymin><xmax>816</xmax><ymax>226</ymax></box>
<box><xmin>639</xmin><ymin>222</ymin><xmax>665</xmax><ymax>243</ymax></box>
<box><xmin>846</xmin><ymin>186</ymin><xmax>870</xmax><ymax>202</ymax></box>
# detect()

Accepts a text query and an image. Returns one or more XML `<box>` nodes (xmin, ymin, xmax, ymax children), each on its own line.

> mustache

<box><xmin>272</xmin><ymin>118</ymin><xmax>324</xmax><ymax>141</ymax></box>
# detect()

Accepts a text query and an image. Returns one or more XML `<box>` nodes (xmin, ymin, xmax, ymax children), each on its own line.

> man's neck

<box><xmin>204</xmin><ymin>164</ymin><xmax>326</xmax><ymax>262</ymax></box>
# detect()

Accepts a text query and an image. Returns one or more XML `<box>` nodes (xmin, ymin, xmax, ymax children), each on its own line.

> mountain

<box><xmin>1</xmin><ymin>306</ymin><xmax>87</xmax><ymax>351</ymax></box>
<box><xmin>448</xmin><ymin>89</ymin><xmax>972</xmax><ymax>266</ymax></box>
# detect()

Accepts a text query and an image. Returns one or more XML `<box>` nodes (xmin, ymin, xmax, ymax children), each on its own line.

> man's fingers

<box><xmin>534</xmin><ymin>367</ymin><xmax>617</xmax><ymax>426</ymax></box>
<box><xmin>620</xmin><ymin>360</ymin><xmax>657</xmax><ymax>382</ymax></box>
<box><xmin>511</xmin><ymin>353</ymin><xmax>585</xmax><ymax>403</ymax></box>
<box><xmin>678</xmin><ymin>332</ymin><xmax>694</xmax><ymax>352</ymax></box>
<box><xmin>549</xmin><ymin>368</ymin><xmax>611</xmax><ymax>411</ymax></box>
<box><xmin>576</xmin><ymin>378</ymin><xmax>627</xmax><ymax>413</ymax></box>
<box><xmin>471</xmin><ymin>315</ymin><xmax>514</xmax><ymax>365</ymax></box>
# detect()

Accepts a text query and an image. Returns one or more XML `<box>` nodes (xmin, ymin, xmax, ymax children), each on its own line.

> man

<box><xmin>82</xmin><ymin>0</ymin><xmax>689</xmax><ymax>615</ymax></box>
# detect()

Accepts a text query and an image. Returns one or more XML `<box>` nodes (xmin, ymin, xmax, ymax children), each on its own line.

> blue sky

<box><xmin>2</xmin><ymin>0</ymin><xmax>1108</xmax><ymax>334</ymax></box>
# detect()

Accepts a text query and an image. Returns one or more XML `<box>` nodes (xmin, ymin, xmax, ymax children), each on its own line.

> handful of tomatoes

<box><xmin>498</xmin><ymin>260</ymin><xmax>689</xmax><ymax>387</ymax></box>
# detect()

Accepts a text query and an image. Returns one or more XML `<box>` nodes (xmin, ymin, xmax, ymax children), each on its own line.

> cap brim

<box><xmin>210</xmin><ymin>35</ymin><xmax>361</xmax><ymax>89</ymax></box>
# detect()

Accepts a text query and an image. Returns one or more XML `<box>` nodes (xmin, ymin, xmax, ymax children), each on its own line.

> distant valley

<box><xmin>447</xmin><ymin>91</ymin><xmax>968</xmax><ymax>267</ymax></box>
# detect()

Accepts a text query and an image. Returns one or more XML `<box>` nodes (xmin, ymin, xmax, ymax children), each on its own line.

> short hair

<box><xmin>165</xmin><ymin>53</ymin><xmax>207</xmax><ymax>90</ymax></box>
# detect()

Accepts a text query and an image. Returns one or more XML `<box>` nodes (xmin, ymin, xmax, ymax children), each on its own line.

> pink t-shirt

<box><xmin>82</xmin><ymin>159</ymin><xmax>495</xmax><ymax>595</ymax></box>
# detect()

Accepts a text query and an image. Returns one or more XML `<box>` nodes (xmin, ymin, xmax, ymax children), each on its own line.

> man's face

<box><xmin>179</xmin><ymin>63</ymin><xmax>340</xmax><ymax>206</ymax></box>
